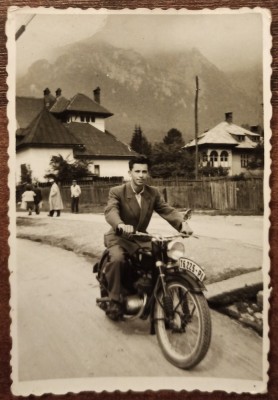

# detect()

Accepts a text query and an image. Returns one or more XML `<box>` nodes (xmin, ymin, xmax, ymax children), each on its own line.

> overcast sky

<box><xmin>15</xmin><ymin>10</ymin><xmax>263</xmax><ymax>77</ymax></box>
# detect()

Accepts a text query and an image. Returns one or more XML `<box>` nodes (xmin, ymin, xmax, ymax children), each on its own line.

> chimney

<box><xmin>225</xmin><ymin>112</ymin><xmax>233</xmax><ymax>124</ymax></box>
<box><xmin>43</xmin><ymin>88</ymin><xmax>55</xmax><ymax>109</ymax></box>
<box><xmin>55</xmin><ymin>88</ymin><xmax>62</xmax><ymax>98</ymax></box>
<box><xmin>93</xmin><ymin>87</ymin><xmax>101</xmax><ymax>104</ymax></box>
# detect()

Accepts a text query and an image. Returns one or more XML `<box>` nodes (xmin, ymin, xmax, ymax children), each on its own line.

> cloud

<box><xmin>15</xmin><ymin>11</ymin><xmax>262</xmax><ymax>76</ymax></box>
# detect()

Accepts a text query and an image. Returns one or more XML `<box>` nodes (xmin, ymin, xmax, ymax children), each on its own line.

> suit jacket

<box><xmin>104</xmin><ymin>182</ymin><xmax>184</xmax><ymax>253</ymax></box>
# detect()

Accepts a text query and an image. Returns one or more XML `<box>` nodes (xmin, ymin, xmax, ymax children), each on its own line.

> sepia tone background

<box><xmin>0</xmin><ymin>1</ymin><xmax>277</xmax><ymax>400</ymax></box>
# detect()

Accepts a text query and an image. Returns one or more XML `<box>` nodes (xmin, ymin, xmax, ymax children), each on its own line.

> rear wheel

<box><xmin>96</xmin><ymin>253</ymin><xmax>110</xmax><ymax>310</ymax></box>
<box><xmin>154</xmin><ymin>279</ymin><xmax>211</xmax><ymax>369</ymax></box>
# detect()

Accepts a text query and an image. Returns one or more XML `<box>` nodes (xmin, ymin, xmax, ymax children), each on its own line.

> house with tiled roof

<box><xmin>16</xmin><ymin>87</ymin><xmax>137</xmax><ymax>182</ymax></box>
<box><xmin>184</xmin><ymin>112</ymin><xmax>262</xmax><ymax>176</ymax></box>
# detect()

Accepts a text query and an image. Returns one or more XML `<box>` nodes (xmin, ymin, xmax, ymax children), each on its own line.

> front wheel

<box><xmin>154</xmin><ymin>279</ymin><xmax>211</xmax><ymax>369</ymax></box>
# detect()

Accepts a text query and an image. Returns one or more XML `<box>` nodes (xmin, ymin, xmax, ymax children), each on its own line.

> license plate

<box><xmin>179</xmin><ymin>258</ymin><xmax>205</xmax><ymax>282</ymax></box>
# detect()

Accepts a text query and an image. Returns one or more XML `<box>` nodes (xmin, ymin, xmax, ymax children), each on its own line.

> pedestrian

<box><xmin>70</xmin><ymin>179</ymin><xmax>81</xmax><ymax>213</ymax></box>
<box><xmin>48</xmin><ymin>177</ymin><xmax>63</xmax><ymax>217</ymax></box>
<box><xmin>33</xmin><ymin>182</ymin><xmax>42</xmax><ymax>215</ymax></box>
<box><xmin>21</xmin><ymin>184</ymin><xmax>36</xmax><ymax>216</ymax></box>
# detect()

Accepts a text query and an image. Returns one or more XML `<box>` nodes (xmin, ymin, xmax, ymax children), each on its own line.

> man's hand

<box><xmin>117</xmin><ymin>224</ymin><xmax>134</xmax><ymax>235</ymax></box>
<box><xmin>180</xmin><ymin>221</ymin><xmax>193</xmax><ymax>236</ymax></box>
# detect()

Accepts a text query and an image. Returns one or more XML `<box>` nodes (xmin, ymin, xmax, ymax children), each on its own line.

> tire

<box><xmin>98</xmin><ymin>253</ymin><xmax>109</xmax><ymax>299</ymax></box>
<box><xmin>154</xmin><ymin>279</ymin><xmax>211</xmax><ymax>369</ymax></box>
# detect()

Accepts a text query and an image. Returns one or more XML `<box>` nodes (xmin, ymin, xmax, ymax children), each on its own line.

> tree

<box><xmin>163</xmin><ymin>128</ymin><xmax>185</xmax><ymax>146</ymax></box>
<box><xmin>44</xmin><ymin>154</ymin><xmax>92</xmax><ymax>181</ymax></box>
<box><xmin>248</xmin><ymin>141</ymin><xmax>264</xmax><ymax>169</ymax></box>
<box><xmin>150</xmin><ymin>129</ymin><xmax>194</xmax><ymax>178</ymax></box>
<box><xmin>130</xmin><ymin>125</ymin><xmax>152</xmax><ymax>156</ymax></box>
<box><xmin>20</xmin><ymin>163</ymin><xmax>32</xmax><ymax>184</ymax></box>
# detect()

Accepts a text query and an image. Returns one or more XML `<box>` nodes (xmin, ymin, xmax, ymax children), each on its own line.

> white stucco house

<box><xmin>16</xmin><ymin>87</ymin><xmax>137</xmax><ymax>183</ymax></box>
<box><xmin>183</xmin><ymin>112</ymin><xmax>262</xmax><ymax>176</ymax></box>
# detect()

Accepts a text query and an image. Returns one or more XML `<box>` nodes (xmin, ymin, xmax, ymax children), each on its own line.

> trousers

<box><xmin>71</xmin><ymin>197</ymin><xmax>79</xmax><ymax>213</ymax></box>
<box><xmin>104</xmin><ymin>245</ymin><xmax>130</xmax><ymax>302</ymax></box>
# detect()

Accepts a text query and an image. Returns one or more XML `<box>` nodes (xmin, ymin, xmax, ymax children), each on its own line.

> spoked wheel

<box><xmin>154</xmin><ymin>279</ymin><xmax>211</xmax><ymax>369</ymax></box>
<box><xmin>95</xmin><ymin>253</ymin><xmax>110</xmax><ymax>311</ymax></box>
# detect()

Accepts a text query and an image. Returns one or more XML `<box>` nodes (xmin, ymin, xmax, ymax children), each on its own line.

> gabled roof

<box><xmin>49</xmin><ymin>96</ymin><xmax>70</xmax><ymax>113</ymax></box>
<box><xmin>66</xmin><ymin>122</ymin><xmax>136</xmax><ymax>158</ymax></box>
<box><xmin>16</xmin><ymin>96</ymin><xmax>44</xmax><ymax>129</ymax></box>
<box><xmin>50</xmin><ymin>93</ymin><xmax>113</xmax><ymax>118</ymax></box>
<box><xmin>16</xmin><ymin>108</ymin><xmax>81</xmax><ymax>150</ymax></box>
<box><xmin>184</xmin><ymin>121</ymin><xmax>260</xmax><ymax>150</ymax></box>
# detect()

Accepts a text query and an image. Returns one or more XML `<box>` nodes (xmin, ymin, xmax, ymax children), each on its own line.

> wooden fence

<box><xmin>17</xmin><ymin>178</ymin><xmax>263</xmax><ymax>213</ymax></box>
<box><xmin>161</xmin><ymin>179</ymin><xmax>263</xmax><ymax>212</ymax></box>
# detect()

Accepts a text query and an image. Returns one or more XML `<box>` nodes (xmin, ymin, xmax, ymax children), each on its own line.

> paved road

<box><xmin>16</xmin><ymin>239</ymin><xmax>263</xmax><ymax>382</ymax></box>
<box><xmin>18</xmin><ymin>211</ymin><xmax>264</xmax><ymax>247</ymax></box>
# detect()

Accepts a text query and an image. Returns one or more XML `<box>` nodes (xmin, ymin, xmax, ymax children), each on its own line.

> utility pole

<box><xmin>194</xmin><ymin>76</ymin><xmax>199</xmax><ymax>179</ymax></box>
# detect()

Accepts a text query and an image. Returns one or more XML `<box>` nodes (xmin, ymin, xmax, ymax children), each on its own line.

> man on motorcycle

<box><xmin>104</xmin><ymin>156</ymin><xmax>193</xmax><ymax>320</ymax></box>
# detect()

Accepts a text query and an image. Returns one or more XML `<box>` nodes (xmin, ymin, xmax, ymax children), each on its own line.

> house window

<box><xmin>80</xmin><ymin>115</ymin><xmax>85</xmax><ymax>122</ymax></box>
<box><xmin>86</xmin><ymin>115</ymin><xmax>90</xmax><ymax>122</ymax></box>
<box><xmin>202</xmin><ymin>152</ymin><xmax>208</xmax><ymax>162</ymax></box>
<box><xmin>94</xmin><ymin>165</ymin><xmax>100</xmax><ymax>176</ymax></box>
<box><xmin>241</xmin><ymin>154</ymin><xmax>249</xmax><ymax>167</ymax></box>
<box><xmin>220</xmin><ymin>151</ymin><xmax>229</xmax><ymax>167</ymax></box>
<box><xmin>210</xmin><ymin>151</ymin><xmax>218</xmax><ymax>167</ymax></box>
<box><xmin>238</xmin><ymin>135</ymin><xmax>245</xmax><ymax>142</ymax></box>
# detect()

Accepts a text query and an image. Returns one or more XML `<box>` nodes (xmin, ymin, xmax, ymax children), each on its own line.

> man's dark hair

<box><xmin>129</xmin><ymin>156</ymin><xmax>151</xmax><ymax>170</ymax></box>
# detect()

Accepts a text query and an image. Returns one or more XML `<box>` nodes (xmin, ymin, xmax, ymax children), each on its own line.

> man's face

<box><xmin>73</xmin><ymin>181</ymin><xmax>76</xmax><ymax>186</ymax></box>
<box><xmin>129</xmin><ymin>163</ymin><xmax>149</xmax><ymax>188</ymax></box>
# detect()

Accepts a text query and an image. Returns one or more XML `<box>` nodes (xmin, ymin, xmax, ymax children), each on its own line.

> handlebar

<box><xmin>115</xmin><ymin>208</ymin><xmax>193</xmax><ymax>240</ymax></box>
<box><xmin>116</xmin><ymin>229</ymin><xmax>193</xmax><ymax>241</ymax></box>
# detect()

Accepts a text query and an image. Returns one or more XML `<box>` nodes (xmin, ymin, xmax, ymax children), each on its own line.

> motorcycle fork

<box><xmin>150</xmin><ymin>241</ymin><xmax>174</xmax><ymax>333</ymax></box>
<box><xmin>155</xmin><ymin>261</ymin><xmax>175</xmax><ymax>321</ymax></box>
<box><xmin>151</xmin><ymin>240</ymin><xmax>173</xmax><ymax>319</ymax></box>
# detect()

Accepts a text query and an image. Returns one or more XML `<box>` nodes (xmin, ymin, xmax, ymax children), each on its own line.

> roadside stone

<box><xmin>247</xmin><ymin>306</ymin><xmax>254</xmax><ymax>315</ymax></box>
<box><xmin>254</xmin><ymin>312</ymin><xmax>263</xmax><ymax>320</ymax></box>
<box><xmin>250</xmin><ymin>303</ymin><xmax>260</xmax><ymax>312</ymax></box>
<box><xmin>236</xmin><ymin>302</ymin><xmax>248</xmax><ymax>313</ymax></box>
<box><xmin>257</xmin><ymin>291</ymin><xmax>263</xmax><ymax>310</ymax></box>
<box><xmin>241</xmin><ymin>313</ymin><xmax>255</xmax><ymax>323</ymax></box>
<box><xmin>224</xmin><ymin>304</ymin><xmax>240</xmax><ymax>319</ymax></box>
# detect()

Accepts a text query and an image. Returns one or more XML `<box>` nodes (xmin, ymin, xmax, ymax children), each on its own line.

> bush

<box><xmin>199</xmin><ymin>166</ymin><xmax>229</xmax><ymax>177</ymax></box>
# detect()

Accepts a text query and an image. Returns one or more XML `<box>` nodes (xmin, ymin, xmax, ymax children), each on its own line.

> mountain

<box><xmin>16</xmin><ymin>39</ymin><xmax>263</xmax><ymax>144</ymax></box>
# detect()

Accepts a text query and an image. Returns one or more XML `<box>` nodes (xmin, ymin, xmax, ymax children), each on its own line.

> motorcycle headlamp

<box><xmin>167</xmin><ymin>240</ymin><xmax>185</xmax><ymax>261</ymax></box>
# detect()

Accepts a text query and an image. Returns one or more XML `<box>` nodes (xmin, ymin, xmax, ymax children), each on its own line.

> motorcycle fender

<box><xmin>166</xmin><ymin>273</ymin><xmax>206</xmax><ymax>293</ymax></box>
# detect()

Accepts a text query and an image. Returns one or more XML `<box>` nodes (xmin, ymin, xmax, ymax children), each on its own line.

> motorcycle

<box><xmin>93</xmin><ymin>210</ymin><xmax>212</xmax><ymax>370</ymax></box>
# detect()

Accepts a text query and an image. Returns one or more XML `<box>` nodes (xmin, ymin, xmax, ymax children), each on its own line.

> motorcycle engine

<box><xmin>134</xmin><ymin>275</ymin><xmax>153</xmax><ymax>295</ymax></box>
<box><xmin>124</xmin><ymin>295</ymin><xmax>144</xmax><ymax>314</ymax></box>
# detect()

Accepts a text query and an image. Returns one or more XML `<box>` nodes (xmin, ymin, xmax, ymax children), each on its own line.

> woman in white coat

<box><xmin>48</xmin><ymin>178</ymin><xmax>64</xmax><ymax>217</ymax></box>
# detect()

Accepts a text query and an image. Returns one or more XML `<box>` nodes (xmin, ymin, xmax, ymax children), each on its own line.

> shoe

<box><xmin>106</xmin><ymin>300</ymin><xmax>123</xmax><ymax>321</ymax></box>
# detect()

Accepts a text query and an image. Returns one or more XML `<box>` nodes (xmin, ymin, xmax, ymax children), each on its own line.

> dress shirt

<box><xmin>131</xmin><ymin>183</ymin><xmax>144</xmax><ymax>208</ymax></box>
<box><xmin>71</xmin><ymin>184</ymin><xmax>81</xmax><ymax>198</ymax></box>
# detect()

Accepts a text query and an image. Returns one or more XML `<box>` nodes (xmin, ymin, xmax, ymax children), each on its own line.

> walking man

<box><xmin>70</xmin><ymin>180</ymin><xmax>81</xmax><ymax>213</ymax></box>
